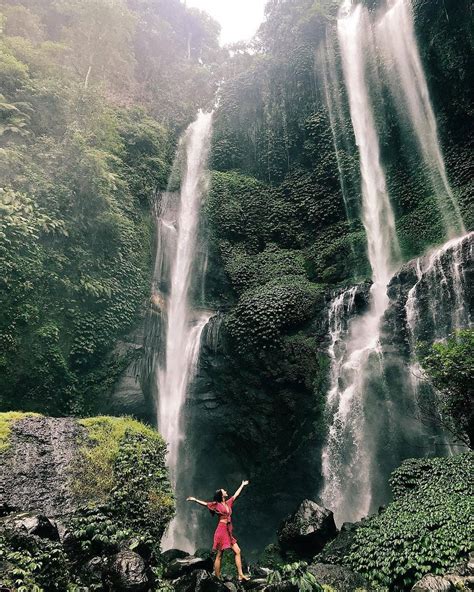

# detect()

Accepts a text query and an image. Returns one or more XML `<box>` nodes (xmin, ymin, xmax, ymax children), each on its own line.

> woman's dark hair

<box><xmin>209</xmin><ymin>489</ymin><xmax>223</xmax><ymax>517</ymax></box>
<box><xmin>213</xmin><ymin>489</ymin><xmax>224</xmax><ymax>503</ymax></box>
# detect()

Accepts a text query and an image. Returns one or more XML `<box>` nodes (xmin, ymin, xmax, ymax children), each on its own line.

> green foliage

<box><xmin>74</xmin><ymin>416</ymin><xmax>171</xmax><ymax>506</ymax></box>
<box><xmin>67</xmin><ymin>418</ymin><xmax>174</xmax><ymax>578</ymax></box>
<box><xmin>418</xmin><ymin>330</ymin><xmax>474</xmax><ymax>448</ymax></box>
<box><xmin>0</xmin><ymin>528</ymin><xmax>69</xmax><ymax>592</ymax></box>
<box><xmin>227</xmin><ymin>276</ymin><xmax>323</xmax><ymax>352</ymax></box>
<box><xmin>0</xmin><ymin>411</ymin><xmax>41</xmax><ymax>453</ymax></box>
<box><xmin>345</xmin><ymin>453</ymin><xmax>474</xmax><ymax>591</ymax></box>
<box><xmin>0</xmin><ymin>0</ymin><xmax>222</xmax><ymax>416</ymax></box>
<box><xmin>266</xmin><ymin>561</ymin><xmax>323</xmax><ymax>591</ymax></box>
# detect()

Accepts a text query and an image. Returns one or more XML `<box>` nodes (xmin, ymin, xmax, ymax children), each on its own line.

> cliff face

<box><xmin>0</xmin><ymin>414</ymin><xmax>174</xmax><ymax>590</ymax></box>
<box><xmin>0</xmin><ymin>417</ymin><xmax>81</xmax><ymax>517</ymax></box>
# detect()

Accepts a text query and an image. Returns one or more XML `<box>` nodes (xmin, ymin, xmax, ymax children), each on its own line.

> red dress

<box><xmin>206</xmin><ymin>496</ymin><xmax>237</xmax><ymax>551</ymax></box>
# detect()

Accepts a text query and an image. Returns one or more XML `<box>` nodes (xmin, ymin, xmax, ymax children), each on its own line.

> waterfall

<box><xmin>376</xmin><ymin>0</ymin><xmax>465</xmax><ymax>237</ymax></box>
<box><xmin>405</xmin><ymin>232</ymin><xmax>473</xmax><ymax>347</ymax></box>
<box><xmin>151</xmin><ymin>111</ymin><xmax>213</xmax><ymax>550</ymax></box>
<box><xmin>320</xmin><ymin>1</ymin><xmax>401</xmax><ymax>524</ymax></box>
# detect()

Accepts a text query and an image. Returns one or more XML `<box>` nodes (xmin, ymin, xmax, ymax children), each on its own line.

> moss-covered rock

<box><xmin>0</xmin><ymin>413</ymin><xmax>174</xmax><ymax>590</ymax></box>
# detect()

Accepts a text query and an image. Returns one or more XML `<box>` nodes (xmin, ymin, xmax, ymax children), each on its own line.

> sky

<box><xmin>186</xmin><ymin>0</ymin><xmax>267</xmax><ymax>45</ymax></box>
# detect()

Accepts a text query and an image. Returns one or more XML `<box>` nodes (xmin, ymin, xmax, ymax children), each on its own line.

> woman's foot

<box><xmin>238</xmin><ymin>574</ymin><xmax>250</xmax><ymax>581</ymax></box>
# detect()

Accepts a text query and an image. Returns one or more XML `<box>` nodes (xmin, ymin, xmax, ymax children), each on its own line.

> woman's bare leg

<box><xmin>214</xmin><ymin>550</ymin><xmax>223</xmax><ymax>578</ymax></box>
<box><xmin>232</xmin><ymin>543</ymin><xmax>249</xmax><ymax>580</ymax></box>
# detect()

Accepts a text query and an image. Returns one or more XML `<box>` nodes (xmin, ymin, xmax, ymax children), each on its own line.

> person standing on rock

<box><xmin>187</xmin><ymin>480</ymin><xmax>250</xmax><ymax>581</ymax></box>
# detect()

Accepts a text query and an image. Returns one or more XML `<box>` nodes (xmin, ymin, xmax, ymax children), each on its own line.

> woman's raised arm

<box><xmin>232</xmin><ymin>480</ymin><xmax>249</xmax><ymax>500</ymax></box>
<box><xmin>187</xmin><ymin>496</ymin><xmax>208</xmax><ymax>507</ymax></box>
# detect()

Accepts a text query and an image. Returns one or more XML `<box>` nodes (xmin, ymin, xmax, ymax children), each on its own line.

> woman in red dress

<box><xmin>187</xmin><ymin>480</ymin><xmax>250</xmax><ymax>580</ymax></box>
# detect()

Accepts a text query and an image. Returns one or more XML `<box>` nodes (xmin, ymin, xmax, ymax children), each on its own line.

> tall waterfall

<box><xmin>377</xmin><ymin>0</ymin><xmax>464</xmax><ymax>237</ymax></box>
<box><xmin>320</xmin><ymin>1</ymin><xmax>400</xmax><ymax>524</ymax></box>
<box><xmin>152</xmin><ymin>111</ymin><xmax>213</xmax><ymax>550</ymax></box>
<box><xmin>321</xmin><ymin>0</ymin><xmax>469</xmax><ymax>525</ymax></box>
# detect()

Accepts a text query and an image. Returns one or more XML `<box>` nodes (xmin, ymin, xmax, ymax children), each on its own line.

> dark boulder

<box><xmin>240</xmin><ymin>579</ymin><xmax>268</xmax><ymax>591</ymax></box>
<box><xmin>4</xmin><ymin>513</ymin><xmax>59</xmax><ymax>541</ymax></box>
<box><xmin>107</xmin><ymin>550</ymin><xmax>149</xmax><ymax>591</ymax></box>
<box><xmin>173</xmin><ymin>569</ymin><xmax>228</xmax><ymax>592</ymax></box>
<box><xmin>164</xmin><ymin>555</ymin><xmax>214</xmax><ymax>579</ymax></box>
<box><xmin>161</xmin><ymin>548</ymin><xmax>190</xmax><ymax>563</ymax></box>
<box><xmin>411</xmin><ymin>575</ymin><xmax>453</xmax><ymax>591</ymax></box>
<box><xmin>317</xmin><ymin>521</ymin><xmax>360</xmax><ymax>564</ymax></box>
<box><xmin>308</xmin><ymin>562</ymin><xmax>368</xmax><ymax>592</ymax></box>
<box><xmin>277</xmin><ymin>500</ymin><xmax>337</xmax><ymax>559</ymax></box>
<box><xmin>265</xmin><ymin>584</ymin><xmax>299</xmax><ymax>592</ymax></box>
<box><xmin>83</xmin><ymin>556</ymin><xmax>106</xmax><ymax>587</ymax></box>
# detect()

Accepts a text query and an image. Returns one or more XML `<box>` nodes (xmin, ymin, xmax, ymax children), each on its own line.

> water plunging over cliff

<box><xmin>151</xmin><ymin>111</ymin><xmax>213</xmax><ymax>550</ymax></box>
<box><xmin>321</xmin><ymin>0</ymin><xmax>469</xmax><ymax>524</ymax></box>
<box><xmin>321</xmin><ymin>1</ymin><xmax>400</xmax><ymax>524</ymax></box>
<box><xmin>377</xmin><ymin>0</ymin><xmax>465</xmax><ymax>237</ymax></box>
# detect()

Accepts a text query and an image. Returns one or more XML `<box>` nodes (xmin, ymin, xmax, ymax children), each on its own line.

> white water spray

<box><xmin>377</xmin><ymin>0</ymin><xmax>465</xmax><ymax>236</ymax></box>
<box><xmin>154</xmin><ymin>111</ymin><xmax>213</xmax><ymax>550</ymax></box>
<box><xmin>321</xmin><ymin>1</ymin><xmax>400</xmax><ymax>524</ymax></box>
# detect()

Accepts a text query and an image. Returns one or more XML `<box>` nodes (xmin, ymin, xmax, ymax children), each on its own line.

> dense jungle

<box><xmin>0</xmin><ymin>0</ymin><xmax>472</xmax><ymax>591</ymax></box>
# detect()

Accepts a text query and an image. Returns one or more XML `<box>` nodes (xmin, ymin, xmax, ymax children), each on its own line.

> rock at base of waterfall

<box><xmin>264</xmin><ymin>583</ymin><xmax>299</xmax><ymax>592</ymax></box>
<box><xmin>161</xmin><ymin>548</ymin><xmax>190</xmax><ymax>563</ymax></box>
<box><xmin>164</xmin><ymin>555</ymin><xmax>214</xmax><ymax>579</ymax></box>
<box><xmin>4</xmin><ymin>512</ymin><xmax>59</xmax><ymax>541</ymax></box>
<box><xmin>107</xmin><ymin>550</ymin><xmax>149</xmax><ymax>591</ymax></box>
<box><xmin>308</xmin><ymin>562</ymin><xmax>368</xmax><ymax>591</ymax></box>
<box><xmin>317</xmin><ymin>521</ymin><xmax>361</xmax><ymax>564</ymax></box>
<box><xmin>277</xmin><ymin>499</ymin><xmax>337</xmax><ymax>558</ymax></box>
<box><xmin>173</xmin><ymin>569</ymin><xmax>229</xmax><ymax>592</ymax></box>
<box><xmin>411</xmin><ymin>575</ymin><xmax>453</xmax><ymax>592</ymax></box>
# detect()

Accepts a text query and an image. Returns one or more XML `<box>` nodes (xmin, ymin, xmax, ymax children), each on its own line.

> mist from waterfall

<box><xmin>320</xmin><ymin>0</ymin><xmax>400</xmax><ymax>525</ymax></box>
<box><xmin>377</xmin><ymin>0</ymin><xmax>465</xmax><ymax>237</ymax></box>
<box><xmin>151</xmin><ymin>111</ymin><xmax>213</xmax><ymax>551</ymax></box>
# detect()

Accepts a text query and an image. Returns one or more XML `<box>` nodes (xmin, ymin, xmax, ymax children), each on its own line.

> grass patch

<box><xmin>0</xmin><ymin>411</ymin><xmax>41</xmax><ymax>454</ymax></box>
<box><xmin>74</xmin><ymin>416</ymin><xmax>164</xmax><ymax>504</ymax></box>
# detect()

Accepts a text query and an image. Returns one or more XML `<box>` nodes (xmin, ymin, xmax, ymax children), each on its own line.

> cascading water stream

<box><xmin>377</xmin><ymin>0</ymin><xmax>464</xmax><ymax>237</ymax></box>
<box><xmin>152</xmin><ymin>111</ymin><xmax>213</xmax><ymax>550</ymax></box>
<box><xmin>320</xmin><ymin>0</ymin><xmax>400</xmax><ymax>524</ymax></box>
<box><xmin>321</xmin><ymin>0</ymin><xmax>469</xmax><ymax>524</ymax></box>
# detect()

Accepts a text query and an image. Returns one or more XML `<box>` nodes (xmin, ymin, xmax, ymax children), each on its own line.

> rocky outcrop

<box><xmin>0</xmin><ymin>416</ymin><xmax>82</xmax><ymax>516</ymax></box>
<box><xmin>3</xmin><ymin>512</ymin><xmax>59</xmax><ymax>541</ymax></box>
<box><xmin>107</xmin><ymin>550</ymin><xmax>149</xmax><ymax>591</ymax></box>
<box><xmin>411</xmin><ymin>553</ymin><xmax>474</xmax><ymax>592</ymax></box>
<box><xmin>277</xmin><ymin>500</ymin><xmax>337</xmax><ymax>559</ymax></box>
<box><xmin>173</xmin><ymin>569</ymin><xmax>229</xmax><ymax>592</ymax></box>
<box><xmin>164</xmin><ymin>555</ymin><xmax>214</xmax><ymax>579</ymax></box>
<box><xmin>107</xmin><ymin>323</ymin><xmax>153</xmax><ymax>423</ymax></box>
<box><xmin>308</xmin><ymin>562</ymin><xmax>368</xmax><ymax>592</ymax></box>
<box><xmin>384</xmin><ymin>231</ymin><xmax>473</xmax><ymax>349</ymax></box>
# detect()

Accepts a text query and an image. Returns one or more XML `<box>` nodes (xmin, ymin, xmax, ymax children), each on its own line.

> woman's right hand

<box><xmin>186</xmin><ymin>496</ymin><xmax>195</xmax><ymax>502</ymax></box>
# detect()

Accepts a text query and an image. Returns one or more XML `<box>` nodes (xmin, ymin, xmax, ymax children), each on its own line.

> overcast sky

<box><xmin>186</xmin><ymin>0</ymin><xmax>267</xmax><ymax>45</ymax></box>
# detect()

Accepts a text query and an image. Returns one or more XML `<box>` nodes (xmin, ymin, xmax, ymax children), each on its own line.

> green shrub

<box><xmin>70</xmin><ymin>416</ymin><xmax>174</xmax><ymax>557</ymax></box>
<box><xmin>266</xmin><ymin>561</ymin><xmax>323</xmax><ymax>591</ymax></box>
<box><xmin>226</xmin><ymin>276</ymin><xmax>323</xmax><ymax>352</ymax></box>
<box><xmin>345</xmin><ymin>453</ymin><xmax>474</xmax><ymax>591</ymax></box>
<box><xmin>0</xmin><ymin>528</ymin><xmax>69</xmax><ymax>592</ymax></box>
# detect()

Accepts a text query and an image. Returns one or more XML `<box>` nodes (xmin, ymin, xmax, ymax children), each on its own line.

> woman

<box><xmin>187</xmin><ymin>480</ymin><xmax>250</xmax><ymax>581</ymax></box>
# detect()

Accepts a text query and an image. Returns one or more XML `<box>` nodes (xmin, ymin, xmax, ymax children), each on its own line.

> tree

<box><xmin>418</xmin><ymin>330</ymin><xmax>474</xmax><ymax>449</ymax></box>
<box><xmin>60</xmin><ymin>0</ymin><xmax>136</xmax><ymax>91</ymax></box>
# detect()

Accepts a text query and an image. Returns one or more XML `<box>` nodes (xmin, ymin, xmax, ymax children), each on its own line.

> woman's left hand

<box><xmin>241</xmin><ymin>480</ymin><xmax>249</xmax><ymax>486</ymax></box>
